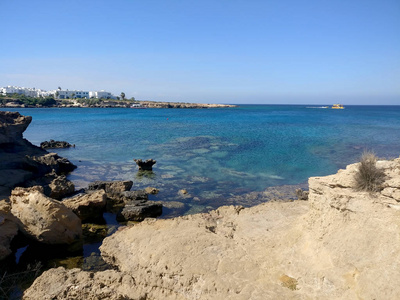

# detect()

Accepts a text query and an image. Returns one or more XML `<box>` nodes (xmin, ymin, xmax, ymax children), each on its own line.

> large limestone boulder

<box><xmin>0</xmin><ymin>200</ymin><xmax>18</xmax><ymax>260</ymax></box>
<box><xmin>10</xmin><ymin>186</ymin><xmax>82</xmax><ymax>244</ymax></box>
<box><xmin>62</xmin><ymin>190</ymin><xmax>107</xmax><ymax>222</ymax></box>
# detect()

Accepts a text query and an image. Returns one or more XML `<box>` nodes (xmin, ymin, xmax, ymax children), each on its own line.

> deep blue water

<box><xmin>3</xmin><ymin>105</ymin><xmax>400</xmax><ymax>210</ymax></box>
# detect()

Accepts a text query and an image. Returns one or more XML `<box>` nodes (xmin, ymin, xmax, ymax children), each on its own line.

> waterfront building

<box><xmin>56</xmin><ymin>89</ymin><xmax>89</xmax><ymax>99</ymax></box>
<box><xmin>0</xmin><ymin>86</ymin><xmax>52</xmax><ymax>97</ymax></box>
<box><xmin>89</xmin><ymin>90</ymin><xmax>114</xmax><ymax>99</ymax></box>
<box><xmin>1</xmin><ymin>85</ymin><xmax>116</xmax><ymax>99</ymax></box>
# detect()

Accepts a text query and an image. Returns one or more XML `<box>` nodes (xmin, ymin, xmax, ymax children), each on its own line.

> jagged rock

<box><xmin>40</xmin><ymin>139</ymin><xmax>74</xmax><ymax>149</ymax></box>
<box><xmin>0</xmin><ymin>201</ymin><xmax>18</xmax><ymax>260</ymax></box>
<box><xmin>10</xmin><ymin>186</ymin><xmax>82</xmax><ymax>244</ymax></box>
<box><xmin>62</xmin><ymin>190</ymin><xmax>106</xmax><ymax>222</ymax></box>
<box><xmin>133</xmin><ymin>158</ymin><xmax>156</xmax><ymax>171</ymax></box>
<box><xmin>0</xmin><ymin>111</ymin><xmax>31</xmax><ymax>144</ymax></box>
<box><xmin>295</xmin><ymin>188</ymin><xmax>309</xmax><ymax>200</ymax></box>
<box><xmin>48</xmin><ymin>175</ymin><xmax>75</xmax><ymax>200</ymax></box>
<box><xmin>27</xmin><ymin>152</ymin><xmax>77</xmax><ymax>175</ymax></box>
<box><xmin>87</xmin><ymin>180</ymin><xmax>133</xmax><ymax>194</ymax></box>
<box><xmin>116</xmin><ymin>201</ymin><xmax>162</xmax><ymax>222</ymax></box>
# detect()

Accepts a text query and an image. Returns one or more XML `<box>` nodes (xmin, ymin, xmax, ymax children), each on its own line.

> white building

<box><xmin>1</xmin><ymin>85</ymin><xmax>117</xmax><ymax>99</ymax></box>
<box><xmin>56</xmin><ymin>89</ymin><xmax>89</xmax><ymax>99</ymax></box>
<box><xmin>0</xmin><ymin>86</ymin><xmax>52</xmax><ymax>97</ymax></box>
<box><xmin>89</xmin><ymin>90</ymin><xmax>114</xmax><ymax>99</ymax></box>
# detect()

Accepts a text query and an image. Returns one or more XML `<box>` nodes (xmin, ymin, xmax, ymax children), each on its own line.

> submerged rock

<box><xmin>133</xmin><ymin>158</ymin><xmax>156</xmax><ymax>171</ymax></box>
<box><xmin>10</xmin><ymin>186</ymin><xmax>82</xmax><ymax>245</ymax></box>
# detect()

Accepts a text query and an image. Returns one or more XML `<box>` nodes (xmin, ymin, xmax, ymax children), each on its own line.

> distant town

<box><xmin>0</xmin><ymin>85</ymin><xmax>236</xmax><ymax>109</ymax></box>
<box><xmin>0</xmin><ymin>85</ymin><xmax>128</xmax><ymax>100</ymax></box>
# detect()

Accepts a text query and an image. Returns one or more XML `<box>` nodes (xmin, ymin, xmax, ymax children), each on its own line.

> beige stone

<box><xmin>10</xmin><ymin>186</ymin><xmax>82</xmax><ymax>244</ymax></box>
<box><xmin>62</xmin><ymin>190</ymin><xmax>106</xmax><ymax>222</ymax></box>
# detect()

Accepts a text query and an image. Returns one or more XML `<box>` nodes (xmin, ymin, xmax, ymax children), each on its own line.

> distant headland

<box><xmin>0</xmin><ymin>85</ymin><xmax>237</xmax><ymax>109</ymax></box>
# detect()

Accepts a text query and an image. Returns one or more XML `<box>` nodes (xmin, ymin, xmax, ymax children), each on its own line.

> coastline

<box><xmin>0</xmin><ymin>98</ymin><xmax>238</xmax><ymax>109</ymax></box>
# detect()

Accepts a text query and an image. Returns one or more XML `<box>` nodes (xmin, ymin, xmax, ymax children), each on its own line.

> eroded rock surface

<box><xmin>62</xmin><ymin>190</ymin><xmax>106</xmax><ymax>222</ymax></box>
<box><xmin>10</xmin><ymin>186</ymin><xmax>82</xmax><ymax>244</ymax></box>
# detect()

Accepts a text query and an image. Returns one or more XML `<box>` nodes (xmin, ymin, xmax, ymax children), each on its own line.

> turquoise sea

<box><xmin>3</xmin><ymin>105</ymin><xmax>400</xmax><ymax>213</ymax></box>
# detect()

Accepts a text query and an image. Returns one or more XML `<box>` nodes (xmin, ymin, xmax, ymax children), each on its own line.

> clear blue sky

<box><xmin>1</xmin><ymin>0</ymin><xmax>399</xmax><ymax>104</ymax></box>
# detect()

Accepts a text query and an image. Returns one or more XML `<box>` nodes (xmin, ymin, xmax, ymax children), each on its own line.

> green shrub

<box><xmin>354</xmin><ymin>151</ymin><xmax>385</xmax><ymax>192</ymax></box>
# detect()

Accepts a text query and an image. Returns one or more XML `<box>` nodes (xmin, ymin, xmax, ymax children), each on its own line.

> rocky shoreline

<box><xmin>24</xmin><ymin>156</ymin><xmax>400</xmax><ymax>300</ymax></box>
<box><xmin>1</xmin><ymin>99</ymin><xmax>237</xmax><ymax>109</ymax></box>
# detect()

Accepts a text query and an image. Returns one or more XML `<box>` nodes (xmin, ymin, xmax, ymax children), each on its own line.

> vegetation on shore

<box><xmin>0</xmin><ymin>94</ymin><xmax>236</xmax><ymax>109</ymax></box>
<box><xmin>354</xmin><ymin>151</ymin><xmax>385</xmax><ymax>192</ymax></box>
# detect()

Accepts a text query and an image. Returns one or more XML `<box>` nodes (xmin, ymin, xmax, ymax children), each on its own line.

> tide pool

<box><xmin>3</xmin><ymin>105</ymin><xmax>400</xmax><ymax>211</ymax></box>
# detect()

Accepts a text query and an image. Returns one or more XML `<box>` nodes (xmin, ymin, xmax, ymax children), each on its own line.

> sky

<box><xmin>1</xmin><ymin>0</ymin><xmax>399</xmax><ymax>104</ymax></box>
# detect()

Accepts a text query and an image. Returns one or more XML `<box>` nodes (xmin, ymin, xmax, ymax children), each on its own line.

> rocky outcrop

<box><xmin>0</xmin><ymin>111</ymin><xmax>32</xmax><ymax>144</ymax></box>
<box><xmin>0</xmin><ymin>201</ymin><xmax>18</xmax><ymax>260</ymax></box>
<box><xmin>133</xmin><ymin>158</ymin><xmax>156</xmax><ymax>171</ymax></box>
<box><xmin>62</xmin><ymin>190</ymin><xmax>107</xmax><ymax>222</ymax></box>
<box><xmin>40</xmin><ymin>139</ymin><xmax>74</xmax><ymax>149</ymax></box>
<box><xmin>26</xmin><ymin>157</ymin><xmax>400</xmax><ymax>299</ymax></box>
<box><xmin>0</xmin><ymin>111</ymin><xmax>76</xmax><ymax>199</ymax></box>
<box><xmin>10</xmin><ymin>186</ymin><xmax>82</xmax><ymax>245</ymax></box>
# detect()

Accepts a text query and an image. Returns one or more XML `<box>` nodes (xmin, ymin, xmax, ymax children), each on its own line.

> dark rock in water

<box><xmin>40</xmin><ymin>139</ymin><xmax>75</xmax><ymax>149</ymax></box>
<box><xmin>116</xmin><ymin>201</ymin><xmax>163</xmax><ymax>222</ymax></box>
<box><xmin>295</xmin><ymin>188</ymin><xmax>309</xmax><ymax>200</ymax></box>
<box><xmin>133</xmin><ymin>159</ymin><xmax>156</xmax><ymax>171</ymax></box>
<box><xmin>27</xmin><ymin>153</ymin><xmax>77</xmax><ymax>175</ymax></box>
<box><xmin>87</xmin><ymin>181</ymin><xmax>133</xmax><ymax>194</ymax></box>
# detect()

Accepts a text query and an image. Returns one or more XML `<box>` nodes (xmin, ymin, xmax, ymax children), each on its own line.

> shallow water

<box><xmin>3</xmin><ymin>104</ymin><xmax>400</xmax><ymax>211</ymax></box>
